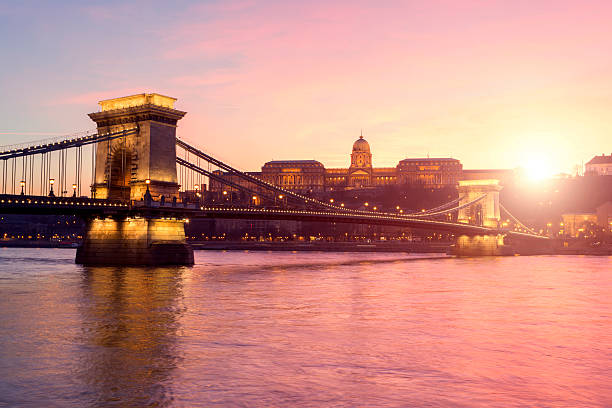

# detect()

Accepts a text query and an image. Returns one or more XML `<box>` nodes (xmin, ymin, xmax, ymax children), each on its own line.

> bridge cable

<box><xmin>177</xmin><ymin>139</ymin><xmax>348</xmax><ymax>212</ymax></box>
<box><xmin>499</xmin><ymin>203</ymin><xmax>540</xmax><ymax>236</ymax></box>
<box><xmin>177</xmin><ymin>138</ymin><xmax>488</xmax><ymax>217</ymax></box>
<box><xmin>176</xmin><ymin>157</ymin><xmax>281</xmax><ymax>206</ymax></box>
<box><xmin>408</xmin><ymin>194</ymin><xmax>487</xmax><ymax>218</ymax></box>
<box><xmin>91</xmin><ymin>144</ymin><xmax>95</xmax><ymax>198</ymax></box>
<box><xmin>11</xmin><ymin>158</ymin><xmax>15</xmax><ymax>194</ymax></box>
<box><xmin>402</xmin><ymin>196</ymin><xmax>462</xmax><ymax>216</ymax></box>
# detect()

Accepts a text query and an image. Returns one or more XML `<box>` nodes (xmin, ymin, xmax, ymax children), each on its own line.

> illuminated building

<box><xmin>561</xmin><ymin>212</ymin><xmax>598</xmax><ymax>237</ymax></box>
<box><xmin>212</xmin><ymin>134</ymin><xmax>464</xmax><ymax>193</ymax></box>
<box><xmin>585</xmin><ymin>154</ymin><xmax>612</xmax><ymax>176</ymax></box>
<box><xmin>597</xmin><ymin>201</ymin><xmax>612</xmax><ymax>232</ymax></box>
<box><xmin>261</xmin><ymin>160</ymin><xmax>325</xmax><ymax>192</ymax></box>
<box><xmin>396</xmin><ymin>158</ymin><xmax>462</xmax><ymax>188</ymax></box>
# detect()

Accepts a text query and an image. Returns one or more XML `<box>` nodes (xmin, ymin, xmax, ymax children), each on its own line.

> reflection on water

<box><xmin>78</xmin><ymin>266</ymin><xmax>186</xmax><ymax>407</ymax></box>
<box><xmin>0</xmin><ymin>249</ymin><xmax>611</xmax><ymax>407</ymax></box>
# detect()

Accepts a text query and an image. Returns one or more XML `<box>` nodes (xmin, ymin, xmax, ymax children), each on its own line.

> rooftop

<box><xmin>586</xmin><ymin>154</ymin><xmax>612</xmax><ymax>165</ymax></box>
<box><xmin>98</xmin><ymin>93</ymin><xmax>177</xmax><ymax>111</ymax></box>
<box><xmin>398</xmin><ymin>158</ymin><xmax>459</xmax><ymax>163</ymax></box>
<box><xmin>264</xmin><ymin>160</ymin><xmax>324</xmax><ymax>167</ymax></box>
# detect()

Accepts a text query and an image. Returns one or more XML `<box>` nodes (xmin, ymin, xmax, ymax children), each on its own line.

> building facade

<box><xmin>213</xmin><ymin>135</ymin><xmax>464</xmax><ymax>194</ymax></box>
<box><xmin>586</xmin><ymin>154</ymin><xmax>612</xmax><ymax>176</ymax></box>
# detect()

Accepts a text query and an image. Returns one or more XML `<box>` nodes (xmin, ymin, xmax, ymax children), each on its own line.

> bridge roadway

<box><xmin>0</xmin><ymin>194</ymin><xmax>547</xmax><ymax>240</ymax></box>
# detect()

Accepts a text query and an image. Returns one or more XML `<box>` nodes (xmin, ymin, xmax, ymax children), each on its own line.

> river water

<box><xmin>0</xmin><ymin>249</ymin><xmax>611</xmax><ymax>407</ymax></box>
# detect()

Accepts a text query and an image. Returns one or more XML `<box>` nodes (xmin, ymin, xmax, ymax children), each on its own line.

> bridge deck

<box><xmin>0</xmin><ymin>194</ymin><xmax>547</xmax><ymax>239</ymax></box>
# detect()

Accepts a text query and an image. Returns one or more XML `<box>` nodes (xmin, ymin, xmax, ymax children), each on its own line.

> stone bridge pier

<box><xmin>76</xmin><ymin>93</ymin><xmax>193</xmax><ymax>266</ymax></box>
<box><xmin>451</xmin><ymin>179</ymin><xmax>514</xmax><ymax>256</ymax></box>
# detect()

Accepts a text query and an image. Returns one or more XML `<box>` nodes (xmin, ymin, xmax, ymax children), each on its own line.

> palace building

<box><xmin>211</xmin><ymin>134</ymin><xmax>464</xmax><ymax>194</ymax></box>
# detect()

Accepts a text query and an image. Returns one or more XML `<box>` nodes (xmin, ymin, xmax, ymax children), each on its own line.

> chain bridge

<box><xmin>0</xmin><ymin>93</ymin><xmax>548</xmax><ymax>265</ymax></box>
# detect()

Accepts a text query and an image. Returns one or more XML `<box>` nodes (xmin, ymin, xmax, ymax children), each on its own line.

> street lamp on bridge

<box><xmin>194</xmin><ymin>184</ymin><xmax>201</xmax><ymax>205</ymax></box>
<box><xmin>143</xmin><ymin>179</ymin><xmax>152</xmax><ymax>204</ymax></box>
<box><xmin>20</xmin><ymin>181</ymin><xmax>25</xmax><ymax>196</ymax></box>
<box><xmin>72</xmin><ymin>184</ymin><xmax>77</xmax><ymax>197</ymax></box>
<box><xmin>49</xmin><ymin>179</ymin><xmax>55</xmax><ymax>197</ymax></box>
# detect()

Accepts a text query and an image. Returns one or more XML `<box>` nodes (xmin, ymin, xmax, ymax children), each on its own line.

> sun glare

<box><xmin>522</xmin><ymin>155</ymin><xmax>554</xmax><ymax>181</ymax></box>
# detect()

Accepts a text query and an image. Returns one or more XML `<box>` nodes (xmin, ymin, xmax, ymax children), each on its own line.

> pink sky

<box><xmin>1</xmin><ymin>0</ymin><xmax>611</xmax><ymax>174</ymax></box>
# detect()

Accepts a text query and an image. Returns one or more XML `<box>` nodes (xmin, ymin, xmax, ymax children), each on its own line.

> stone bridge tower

<box><xmin>451</xmin><ymin>179</ymin><xmax>511</xmax><ymax>256</ymax></box>
<box><xmin>457</xmin><ymin>179</ymin><xmax>502</xmax><ymax>228</ymax></box>
<box><xmin>76</xmin><ymin>93</ymin><xmax>193</xmax><ymax>266</ymax></box>
<box><xmin>88</xmin><ymin>93</ymin><xmax>186</xmax><ymax>201</ymax></box>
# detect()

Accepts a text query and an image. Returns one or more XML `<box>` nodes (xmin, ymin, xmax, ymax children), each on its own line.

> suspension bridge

<box><xmin>0</xmin><ymin>93</ymin><xmax>548</xmax><ymax>265</ymax></box>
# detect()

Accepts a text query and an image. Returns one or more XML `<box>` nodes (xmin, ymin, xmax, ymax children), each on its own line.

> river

<box><xmin>0</xmin><ymin>249</ymin><xmax>610</xmax><ymax>407</ymax></box>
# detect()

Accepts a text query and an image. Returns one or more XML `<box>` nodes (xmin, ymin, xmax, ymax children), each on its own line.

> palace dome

<box><xmin>352</xmin><ymin>135</ymin><xmax>370</xmax><ymax>153</ymax></box>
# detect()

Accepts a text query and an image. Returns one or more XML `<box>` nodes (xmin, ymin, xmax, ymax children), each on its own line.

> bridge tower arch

<box><xmin>106</xmin><ymin>143</ymin><xmax>135</xmax><ymax>201</ymax></box>
<box><xmin>450</xmin><ymin>179</ymin><xmax>513</xmax><ymax>256</ymax></box>
<box><xmin>457</xmin><ymin>179</ymin><xmax>502</xmax><ymax>228</ymax></box>
<box><xmin>76</xmin><ymin>93</ymin><xmax>193</xmax><ymax>266</ymax></box>
<box><xmin>88</xmin><ymin>93</ymin><xmax>186</xmax><ymax>201</ymax></box>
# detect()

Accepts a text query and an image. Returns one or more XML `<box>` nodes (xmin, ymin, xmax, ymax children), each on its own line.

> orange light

<box><xmin>145</xmin><ymin>179</ymin><xmax>150</xmax><ymax>185</ymax></box>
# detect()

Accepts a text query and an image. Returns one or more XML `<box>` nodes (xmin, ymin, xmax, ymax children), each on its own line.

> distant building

<box><xmin>596</xmin><ymin>201</ymin><xmax>612</xmax><ymax>232</ymax></box>
<box><xmin>260</xmin><ymin>160</ymin><xmax>326</xmax><ymax>192</ymax></box>
<box><xmin>561</xmin><ymin>212</ymin><xmax>598</xmax><ymax>237</ymax></box>
<box><xmin>212</xmin><ymin>135</ymin><xmax>464</xmax><ymax>194</ymax></box>
<box><xmin>397</xmin><ymin>158</ymin><xmax>463</xmax><ymax>188</ymax></box>
<box><xmin>585</xmin><ymin>154</ymin><xmax>612</xmax><ymax>176</ymax></box>
<box><xmin>208</xmin><ymin>134</ymin><xmax>523</xmax><ymax>199</ymax></box>
<box><xmin>561</xmin><ymin>202</ymin><xmax>612</xmax><ymax>237</ymax></box>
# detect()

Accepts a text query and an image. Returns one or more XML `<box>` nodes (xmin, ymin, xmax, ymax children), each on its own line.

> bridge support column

<box><xmin>76</xmin><ymin>217</ymin><xmax>194</xmax><ymax>266</ymax></box>
<box><xmin>449</xmin><ymin>234</ymin><xmax>515</xmax><ymax>257</ymax></box>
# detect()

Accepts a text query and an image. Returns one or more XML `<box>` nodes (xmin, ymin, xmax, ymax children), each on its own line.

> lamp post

<box><xmin>195</xmin><ymin>184</ymin><xmax>201</xmax><ymax>206</ymax></box>
<box><xmin>20</xmin><ymin>181</ymin><xmax>25</xmax><ymax>196</ymax></box>
<box><xmin>49</xmin><ymin>179</ymin><xmax>55</xmax><ymax>197</ymax></box>
<box><xmin>143</xmin><ymin>179</ymin><xmax>152</xmax><ymax>205</ymax></box>
<box><xmin>252</xmin><ymin>195</ymin><xmax>257</xmax><ymax>206</ymax></box>
<box><xmin>72</xmin><ymin>184</ymin><xmax>77</xmax><ymax>197</ymax></box>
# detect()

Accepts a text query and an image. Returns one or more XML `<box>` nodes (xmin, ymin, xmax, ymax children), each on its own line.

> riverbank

<box><xmin>0</xmin><ymin>240</ymin><xmax>78</xmax><ymax>248</ymax></box>
<box><xmin>1</xmin><ymin>239</ymin><xmax>611</xmax><ymax>255</ymax></box>
<box><xmin>189</xmin><ymin>241</ymin><xmax>451</xmax><ymax>253</ymax></box>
